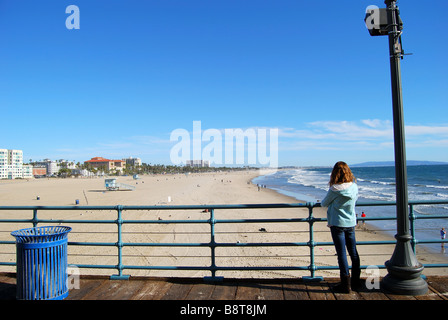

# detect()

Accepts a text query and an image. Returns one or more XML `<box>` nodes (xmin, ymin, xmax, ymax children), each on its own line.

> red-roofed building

<box><xmin>84</xmin><ymin>157</ymin><xmax>126</xmax><ymax>172</ymax></box>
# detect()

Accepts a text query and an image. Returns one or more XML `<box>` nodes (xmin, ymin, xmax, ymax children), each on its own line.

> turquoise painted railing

<box><xmin>0</xmin><ymin>200</ymin><xmax>447</xmax><ymax>281</ymax></box>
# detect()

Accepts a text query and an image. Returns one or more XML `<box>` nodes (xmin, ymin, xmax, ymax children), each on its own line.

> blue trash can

<box><xmin>11</xmin><ymin>226</ymin><xmax>72</xmax><ymax>300</ymax></box>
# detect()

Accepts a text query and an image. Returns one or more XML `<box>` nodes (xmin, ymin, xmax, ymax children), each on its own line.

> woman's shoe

<box><xmin>333</xmin><ymin>275</ymin><xmax>351</xmax><ymax>293</ymax></box>
<box><xmin>351</xmin><ymin>277</ymin><xmax>364</xmax><ymax>291</ymax></box>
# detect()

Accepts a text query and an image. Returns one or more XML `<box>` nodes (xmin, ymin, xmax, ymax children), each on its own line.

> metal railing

<box><xmin>0</xmin><ymin>200</ymin><xmax>447</xmax><ymax>281</ymax></box>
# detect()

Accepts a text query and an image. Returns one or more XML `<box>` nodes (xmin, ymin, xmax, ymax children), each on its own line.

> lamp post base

<box><xmin>381</xmin><ymin>261</ymin><xmax>428</xmax><ymax>295</ymax></box>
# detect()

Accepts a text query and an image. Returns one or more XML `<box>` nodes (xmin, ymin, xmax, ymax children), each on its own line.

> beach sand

<box><xmin>1</xmin><ymin>170</ymin><xmax>447</xmax><ymax>279</ymax></box>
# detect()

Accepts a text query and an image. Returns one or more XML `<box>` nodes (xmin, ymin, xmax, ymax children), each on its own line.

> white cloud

<box><xmin>278</xmin><ymin>119</ymin><xmax>448</xmax><ymax>152</ymax></box>
<box><xmin>361</xmin><ymin>119</ymin><xmax>388</xmax><ymax>128</ymax></box>
<box><xmin>48</xmin><ymin>120</ymin><xmax>448</xmax><ymax>165</ymax></box>
<box><xmin>406</xmin><ymin>125</ymin><xmax>448</xmax><ymax>136</ymax></box>
<box><xmin>278</xmin><ymin>119</ymin><xmax>393</xmax><ymax>142</ymax></box>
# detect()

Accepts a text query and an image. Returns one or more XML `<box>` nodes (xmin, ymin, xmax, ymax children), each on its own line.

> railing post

<box><xmin>204</xmin><ymin>208</ymin><xmax>223</xmax><ymax>282</ymax></box>
<box><xmin>110</xmin><ymin>205</ymin><xmax>130</xmax><ymax>280</ymax></box>
<box><xmin>32</xmin><ymin>209</ymin><xmax>38</xmax><ymax>228</ymax></box>
<box><xmin>303</xmin><ymin>203</ymin><xmax>323</xmax><ymax>282</ymax></box>
<box><xmin>409</xmin><ymin>204</ymin><xmax>416</xmax><ymax>253</ymax></box>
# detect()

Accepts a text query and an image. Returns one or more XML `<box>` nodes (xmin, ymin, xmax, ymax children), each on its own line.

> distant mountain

<box><xmin>351</xmin><ymin>160</ymin><xmax>448</xmax><ymax>167</ymax></box>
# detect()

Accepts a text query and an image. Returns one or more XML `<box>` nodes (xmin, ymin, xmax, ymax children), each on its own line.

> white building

<box><xmin>22</xmin><ymin>164</ymin><xmax>33</xmax><ymax>179</ymax></box>
<box><xmin>186</xmin><ymin>160</ymin><xmax>210</xmax><ymax>168</ymax></box>
<box><xmin>71</xmin><ymin>168</ymin><xmax>94</xmax><ymax>177</ymax></box>
<box><xmin>0</xmin><ymin>149</ymin><xmax>24</xmax><ymax>179</ymax></box>
<box><xmin>124</xmin><ymin>157</ymin><xmax>142</xmax><ymax>167</ymax></box>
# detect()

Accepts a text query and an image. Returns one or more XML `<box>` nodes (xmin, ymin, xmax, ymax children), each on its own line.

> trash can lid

<box><xmin>11</xmin><ymin>226</ymin><xmax>72</xmax><ymax>243</ymax></box>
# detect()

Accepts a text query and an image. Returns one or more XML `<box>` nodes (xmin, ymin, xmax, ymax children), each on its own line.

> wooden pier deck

<box><xmin>1</xmin><ymin>272</ymin><xmax>447</xmax><ymax>301</ymax></box>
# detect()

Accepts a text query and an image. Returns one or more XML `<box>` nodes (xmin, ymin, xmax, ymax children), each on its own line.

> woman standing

<box><xmin>321</xmin><ymin>161</ymin><xmax>361</xmax><ymax>293</ymax></box>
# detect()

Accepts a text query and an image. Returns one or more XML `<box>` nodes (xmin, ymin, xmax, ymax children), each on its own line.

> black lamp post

<box><xmin>365</xmin><ymin>0</ymin><xmax>428</xmax><ymax>295</ymax></box>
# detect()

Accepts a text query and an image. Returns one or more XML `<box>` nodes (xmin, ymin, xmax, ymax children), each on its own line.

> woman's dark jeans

<box><xmin>330</xmin><ymin>226</ymin><xmax>361</xmax><ymax>277</ymax></box>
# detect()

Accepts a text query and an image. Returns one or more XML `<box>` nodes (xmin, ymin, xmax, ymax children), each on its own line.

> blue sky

<box><xmin>0</xmin><ymin>0</ymin><xmax>447</xmax><ymax>167</ymax></box>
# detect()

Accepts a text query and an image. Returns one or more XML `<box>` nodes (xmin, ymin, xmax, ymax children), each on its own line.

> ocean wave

<box><xmin>358</xmin><ymin>185</ymin><xmax>396</xmax><ymax>201</ymax></box>
<box><xmin>408</xmin><ymin>190</ymin><xmax>448</xmax><ymax>201</ymax></box>
<box><xmin>274</xmin><ymin>168</ymin><xmax>448</xmax><ymax>205</ymax></box>
<box><xmin>427</xmin><ymin>185</ymin><xmax>448</xmax><ymax>190</ymax></box>
<box><xmin>370</xmin><ymin>180</ymin><xmax>395</xmax><ymax>186</ymax></box>
<box><xmin>286</xmin><ymin>169</ymin><xmax>329</xmax><ymax>191</ymax></box>
<box><xmin>361</xmin><ymin>194</ymin><xmax>396</xmax><ymax>201</ymax></box>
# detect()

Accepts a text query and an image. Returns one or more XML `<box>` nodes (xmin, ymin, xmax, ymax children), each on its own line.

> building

<box><xmin>71</xmin><ymin>168</ymin><xmax>94</xmax><ymax>177</ymax></box>
<box><xmin>33</xmin><ymin>159</ymin><xmax>60</xmax><ymax>176</ymax></box>
<box><xmin>0</xmin><ymin>149</ymin><xmax>7</xmax><ymax>179</ymax></box>
<box><xmin>84</xmin><ymin>157</ymin><xmax>126</xmax><ymax>172</ymax></box>
<box><xmin>0</xmin><ymin>149</ymin><xmax>24</xmax><ymax>179</ymax></box>
<box><xmin>22</xmin><ymin>164</ymin><xmax>33</xmax><ymax>179</ymax></box>
<box><xmin>186</xmin><ymin>160</ymin><xmax>210</xmax><ymax>168</ymax></box>
<box><xmin>124</xmin><ymin>157</ymin><xmax>142</xmax><ymax>167</ymax></box>
<box><xmin>32</xmin><ymin>167</ymin><xmax>47</xmax><ymax>177</ymax></box>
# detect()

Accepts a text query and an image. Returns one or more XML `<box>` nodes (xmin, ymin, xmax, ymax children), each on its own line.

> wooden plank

<box><xmin>386</xmin><ymin>293</ymin><xmax>417</xmax><ymax>300</ymax></box>
<box><xmin>132</xmin><ymin>279</ymin><xmax>173</xmax><ymax>300</ymax></box>
<box><xmin>0</xmin><ymin>274</ymin><xmax>16</xmax><ymax>284</ymax></box>
<box><xmin>415</xmin><ymin>286</ymin><xmax>444</xmax><ymax>300</ymax></box>
<box><xmin>67</xmin><ymin>278</ymin><xmax>107</xmax><ymax>300</ymax></box>
<box><xmin>306</xmin><ymin>283</ymin><xmax>327</xmax><ymax>300</ymax></box>
<box><xmin>283</xmin><ymin>282</ymin><xmax>310</xmax><ymax>300</ymax></box>
<box><xmin>93</xmin><ymin>280</ymin><xmax>130</xmax><ymax>300</ymax></box>
<box><xmin>186</xmin><ymin>282</ymin><xmax>215</xmax><ymax>300</ymax></box>
<box><xmin>325</xmin><ymin>279</ymin><xmax>364</xmax><ymax>301</ymax></box>
<box><xmin>320</xmin><ymin>281</ymin><xmax>337</xmax><ymax>300</ymax></box>
<box><xmin>81</xmin><ymin>279</ymin><xmax>146</xmax><ymax>300</ymax></box>
<box><xmin>345</xmin><ymin>279</ymin><xmax>390</xmax><ymax>300</ymax></box>
<box><xmin>332</xmin><ymin>290</ymin><xmax>363</xmax><ymax>300</ymax></box>
<box><xmin>110</xmin><ymin>280</ymin><xmax>147</xmax><ymax>300</ymax></box>
<box><xmin>427</xmin><ymin>276</ymin><xmax>448</xmax><ymax>299</ymax></box>
<box><xmin>258</xmin><ymin>283</ymin><xmax>284</xmax><ymax>300</ymax></box>
<box><xmin>210</xmin><ymin>282</ymin><xmax>237</xmax><ymax>300</ymax></box>
<box><xmin>235</xmin><ymin>283</ymin><xmax>262</xmax><ymax>300</ymax></box>
<box><xmin>306</xmin><ymin>281</ymin><xmax>335</xmax><ymax>300</ymax></box>
<box><xmin>0</xmin><ymin>274</ymin><xmax>16</xmax><ymax>300</ymax></box>
<box><xmin>358</xmin><ymin>289</ymin><xmax>390</xmax><ymax>300</ymax></box>
<box><xmin>161</xmin><ymin>282</ymin><xmax>193</xmax><ymax>300</ymax></box>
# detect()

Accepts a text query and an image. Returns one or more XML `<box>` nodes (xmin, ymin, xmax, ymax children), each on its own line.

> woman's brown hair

<box><xmin>329</xmin><ymin>161</ymin><xmax>356</xmax><ymax>186</ymax></box>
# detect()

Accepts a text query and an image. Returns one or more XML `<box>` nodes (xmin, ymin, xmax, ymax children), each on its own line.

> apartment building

<box><xmin>124</xmin><ymin>157</ymin><xmax>142</xmax><ymax>167</ymax></box>
<box><xmin>22</xmin><ymin>164</ymin><xmax>33</xmax><ymax>179</ymax></box>
<box><xmin>0</xmin><ymin>149</ymin><xmax>24</xmax><ymax>179</ymax></box>
<box><xmin>186</xmin><ymin>160</ymin><xmax>210</xmax><ymax>168</ymax></box>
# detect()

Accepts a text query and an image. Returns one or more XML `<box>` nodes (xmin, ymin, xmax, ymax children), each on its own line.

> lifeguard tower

<box><xmin>105</xmin><ymin>178</ymin><xmax>135</xmax><ymax>191</ymax></box>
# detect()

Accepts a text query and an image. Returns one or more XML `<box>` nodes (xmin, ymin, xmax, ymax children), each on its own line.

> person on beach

<box><xmin>441</xmin><ymin>228</ymin><xmax>446</xmax><ymax>248</ymax></box>
<box><xmin>321</xmin><ymin>161</ymin><xmax>361</xmax><ymax>293</ymax></box>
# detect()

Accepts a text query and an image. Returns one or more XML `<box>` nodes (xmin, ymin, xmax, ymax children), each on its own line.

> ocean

<box><xmin>253</xmin><ymin>164</ymin><xmax>448</xmax><ymax>255</ymax></box>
